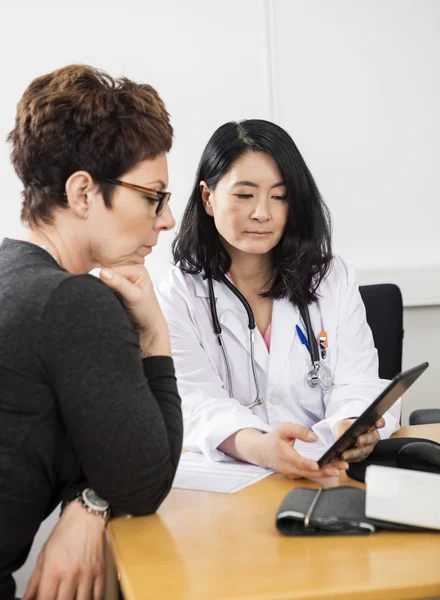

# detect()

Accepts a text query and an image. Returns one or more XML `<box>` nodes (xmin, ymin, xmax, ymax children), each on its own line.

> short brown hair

<box><xmin>8</xmin><ymin>64</ymin><xmax>173</xmax><ymax>224</ymax></box>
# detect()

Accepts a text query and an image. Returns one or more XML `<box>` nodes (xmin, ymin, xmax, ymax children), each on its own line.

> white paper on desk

<box><xmin>172</xmin><ymin>452</ymin><xmax>273</xmax><ymax>493</ymax></box>
<box><xmin>365</xmin><ymin>465</ymin><xmax>440</xmax><ymax>530</ymax></box>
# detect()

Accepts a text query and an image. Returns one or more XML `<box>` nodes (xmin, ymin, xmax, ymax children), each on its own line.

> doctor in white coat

<box><xmin>155</xmin><ymin>119</ymin><xmax>400</xmax><ymax>479</ymax></box>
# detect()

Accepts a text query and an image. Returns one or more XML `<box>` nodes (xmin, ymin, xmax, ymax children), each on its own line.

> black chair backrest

<box><xmin>358</xmin><ymin>284</ymin><xmax>403</xmax><ymax>380</ymax></box>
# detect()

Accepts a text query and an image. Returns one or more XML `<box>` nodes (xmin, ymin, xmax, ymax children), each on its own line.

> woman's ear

<box><xmin>200</xmin><ymin>181</ymin><xmax>214</xmax><ymax>217</ymax></box>
<box><xmin>65</xmin><ymin>171</ymin><xmax>101</xmax><ymax>220</ymax></box>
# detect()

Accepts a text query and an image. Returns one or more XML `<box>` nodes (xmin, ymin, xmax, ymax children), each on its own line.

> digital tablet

<box><xmin>317</xmin><ymin>362</ymin><xmax>429</xmax><ymax>467</ymax></box>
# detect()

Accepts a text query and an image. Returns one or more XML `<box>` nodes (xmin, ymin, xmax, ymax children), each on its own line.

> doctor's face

<box><xmin>201</xmin><ymin>151</ymin><xmax>289</xmax><ymax>257</ymax></box>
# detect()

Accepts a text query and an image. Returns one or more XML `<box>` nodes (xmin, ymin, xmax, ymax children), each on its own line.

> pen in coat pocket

<box><xmin>295</xmin><ymin>324</ymin><xmax>310</xmax><ymax>353</ymax></box>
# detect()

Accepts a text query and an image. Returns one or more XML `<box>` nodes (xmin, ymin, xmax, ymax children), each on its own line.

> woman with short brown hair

<box><xmin>0</xmin><ymin>64</ymin><xmax>182</xmax><ymax>600</ymax></box>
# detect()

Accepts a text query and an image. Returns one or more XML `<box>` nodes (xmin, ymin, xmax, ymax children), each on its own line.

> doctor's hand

<box><xmin>333</xmin><ymin>417</ymin><xmax>385</xmax><ymax>463</ymax></box>
<box><xmin>23</xmin><ymin>500</ymin><xmax>105</xmax><ymax>600</ymax></box>
<box><xmin>259</xmin><ymin>423</ymin><xmax>348</xmax><ymax>480</ymax></box>
<box><xmin>100</xmin><ymin>265</ymin><xmax>171</xmax><ymax>357</ymax></box>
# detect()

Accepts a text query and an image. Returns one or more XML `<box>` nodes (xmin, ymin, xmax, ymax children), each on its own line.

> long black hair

<box><xmin>172</xmin><ymin>119</ymin><xmax>333</xmax><ymax>305</ymax></box>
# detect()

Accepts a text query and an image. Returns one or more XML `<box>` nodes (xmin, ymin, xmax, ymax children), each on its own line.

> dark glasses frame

<box><xmin>104</xmin><ymin>178</ymin><xmax>171</xmax><ymax>216</ymax></box>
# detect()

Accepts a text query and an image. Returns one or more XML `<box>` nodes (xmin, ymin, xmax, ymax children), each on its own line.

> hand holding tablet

<box><xmin>318</xmin><ymin>362</ymin><xmax>429</xmax><ymax>468</ymax></box>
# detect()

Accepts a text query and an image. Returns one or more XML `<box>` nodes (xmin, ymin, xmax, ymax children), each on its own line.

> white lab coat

<box><xmin>155</xmin><ymin>256</ymin><xmax>401</xmax><ymax>461</ymax></box>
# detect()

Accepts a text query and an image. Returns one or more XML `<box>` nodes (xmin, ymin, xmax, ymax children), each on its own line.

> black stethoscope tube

<box><xmin>220</xmin><ymin>274</ymin><xmax>255</xmax><ymax>329</ymax></box>
<box><xmin>208</xmin><ymin>276</ymin><xmax>222</xmax><ymax>335</ymax></box>
<box><xmin>299</xmin><ymin>305</ymin><xmax>320</xmax><ymax>364</ymax></box>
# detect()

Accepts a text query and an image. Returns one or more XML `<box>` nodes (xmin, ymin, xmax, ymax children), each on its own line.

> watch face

<box><xmin>83</xmin><ymin>488</ymin><xmax>110</xmax><ymax>512</ymax></box>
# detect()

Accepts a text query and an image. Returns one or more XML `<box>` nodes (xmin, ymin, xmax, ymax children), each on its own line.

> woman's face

<box><xmin>89</xmin><ymin>153</ymin><xmax>175</xmax><ymax>267</ymax></box>
<box><xmin>201</xmin><ymin>152</ymin><xmax>289</xmax><ymax>257</ymax></box>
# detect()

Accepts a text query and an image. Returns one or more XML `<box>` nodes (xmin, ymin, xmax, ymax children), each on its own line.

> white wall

<box><xmin>1</xmin><ymin>0</ymin><xmax>438</xmax><ymax>595</ymax></box>
<box><xmin>269</xmin><ymin>0</ymin><xmax>440</xmax><ymax>273</ymax></box>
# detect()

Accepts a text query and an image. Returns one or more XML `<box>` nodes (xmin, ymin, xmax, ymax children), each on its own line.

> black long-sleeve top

<box><xmin>0</xmin><ymin>238</ymin><xmax>183</xmax><ymax>599</ymax></box>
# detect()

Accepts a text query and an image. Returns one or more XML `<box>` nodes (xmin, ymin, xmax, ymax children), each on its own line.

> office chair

<box><xmin>359</xmin><ymin>284</ymin><xmax>440</xmax><ymax>425</ymax></box>
<box><xmin>409</xmin><ymin>409</ymin><xmax>440</xmax><ymax>425</ymax></box>
<box><xmin>358</xmin><ymin>284</ymin><xmax>403</xmax><ymax>381</ymax></box>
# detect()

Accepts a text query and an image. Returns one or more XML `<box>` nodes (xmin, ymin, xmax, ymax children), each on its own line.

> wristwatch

<box><xmin>73</xmin><ymin>488</ymin><xmax>111</xmax><ymax>522</ymax></box>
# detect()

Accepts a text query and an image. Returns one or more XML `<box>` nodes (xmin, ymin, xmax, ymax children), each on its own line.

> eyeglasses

<box><xmin>103</xmin><ymin>178</ymin><xmax>171</xmax><ymax>216</ymax></box>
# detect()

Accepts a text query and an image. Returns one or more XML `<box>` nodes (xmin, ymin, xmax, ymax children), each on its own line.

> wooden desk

<box><xmin>108</xmin><ymin>425</ymin><xmax>440</xmax><ymax>600</ymax></box>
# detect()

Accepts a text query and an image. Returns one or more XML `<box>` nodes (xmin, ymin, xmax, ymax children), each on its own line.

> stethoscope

<box><xmin>207</xmin><ymin>275</ymin><xmax>333</xmax><ymax>409</ymax></box>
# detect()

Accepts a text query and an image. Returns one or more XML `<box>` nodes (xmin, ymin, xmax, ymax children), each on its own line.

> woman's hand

<box><xmin>23</xmin><ymin>501</ymin><xmax>106</xmax><ymax>600</ymax></box>
<box><xmin>333</xmin><ymin>417</ymin><xmax>385</xmax><ymax>462</ymax></box>
<box><xmin>100</xmin><ymin>265</ymin><xmax>171</xmax><ymax>357</ymax></box>
<box><xmin>256</xmin><ymin>423</ymin><xmax>348</xmax><ymax>479</ymax></box>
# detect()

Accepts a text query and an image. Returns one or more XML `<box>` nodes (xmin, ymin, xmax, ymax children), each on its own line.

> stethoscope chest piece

<box><xmin>307</xmin><ymin>362</ymin><xmax>333</xmax><ymax>391</ymax></box>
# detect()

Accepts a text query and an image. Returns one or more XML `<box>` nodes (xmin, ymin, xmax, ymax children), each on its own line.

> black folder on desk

<box><xmin>276</xmin><ymin>485</ymin><xmax>434</xmax><ymax>536</ymax></box>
